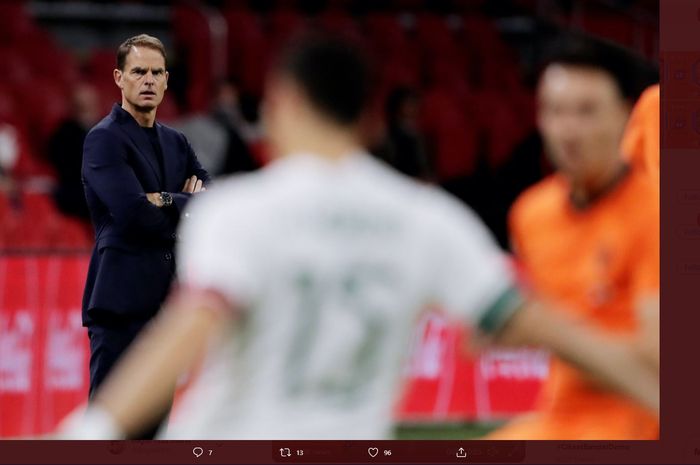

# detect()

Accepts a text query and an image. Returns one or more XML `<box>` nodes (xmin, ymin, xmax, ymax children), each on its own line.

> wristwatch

<box><xmin>159</xmin><ymin>192</ymin><xmax>173</xmax><ymax>207</ymax></box>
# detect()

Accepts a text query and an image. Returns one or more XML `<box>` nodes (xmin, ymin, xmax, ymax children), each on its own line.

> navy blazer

<box><xmin>82</xmin><ymin>104</ymin><xmax>210</xmax><ymax>325</ymax></box>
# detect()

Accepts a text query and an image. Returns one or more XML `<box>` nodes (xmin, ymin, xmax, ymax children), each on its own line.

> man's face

<box><xmin>114</xmin><ymin>46</ymin><xmax>168</xmax><ymax>112</ymax></box>
<box><xmin>537</xmin><ymin>64</ymin><xmax>630</xmax><ymax>185</ymax></box>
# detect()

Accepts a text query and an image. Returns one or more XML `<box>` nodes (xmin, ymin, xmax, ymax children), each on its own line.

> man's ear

<box><xmin>164</xmin><ymin>70</ymin><xmax>169</xmax><ymax>90</ymax></box>
<box><xmin>113</xmin><ymin>69</ymin><xmax>123</xmax><ymax>89</ymax></box>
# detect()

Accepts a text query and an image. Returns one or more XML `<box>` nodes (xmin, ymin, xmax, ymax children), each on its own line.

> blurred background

<box><xmin>0</xmin><ymin>0</ymin><xmax>658</xmax><ymax>438</ymax></box>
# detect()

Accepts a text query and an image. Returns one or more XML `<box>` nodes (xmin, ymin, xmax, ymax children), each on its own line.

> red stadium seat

<box><xmin>15</xmin><ymin>30</ymin><xmax>77</xmax><ymax>85</ymax></box>
<box><xmin>172</xmin><ymin>4</ymin><xmax>215</xmax><ymax>113</ymax></box>
<box><xmin>223</xmin><ymin>8</ymin><xmax>267</xmax><ymax>81</ymax></box>
<box><xmin>0</xmin><ymin>84</ymin><xmax>22</xmax><ymax>124</ymax></box>
<box><xmin>84</xmin><ymin>49</ymin><xmax>121</xmax><ymax>114</ymax></box>
<box><xmin>380</xmin><ymin>58</ymin><xmax>420</xmax><ymax>90</ymax></box>
<box><xmin>420</xmin><ymin>87</ymin><xmax>479</xmax><ymax>180</ymax></box>
<box><xmin>424</xmin><ymin>57</ymin><xmax>471</xmax><ymax>101</ymax></box>
<box><xmin>460</xmin><ymin>15</ymin><xmax>510</xmax><ymax>65</ymax></box>
<box><xmin>364</xmin><ymin>13</ymin><xmax>410</xmax><ymax>56</ymax></box>
<box><xmin>16</xmin><ymin>192</ymin><xmax>63</xmax><ymax>249</ymax></box>
<box><xmin>12</xmin><ymin>78</ymin><xmax>69</xmax><ymax>153</ymax></box>
<box><xmin>318</xmin><ymin>9</ymin><xmax>363</xmax><ymax>42</ymax></box>
<box><xmin>85</xmin><ymin>48</ymin><xmax>117</xmax><ymax>79</ymax></box>
<box><xmin>473</xmin><ymin>89</ymin><xmax>533</xmax><ymax>169</ymax></box>
<box><xmin>415</xmin><ymin>13</ymin><xmax>456</xmax><ymax>52</ymax></box>
<box><xmin>52</xmin><ymin>216</ymin><xmax>93</xmax><ymax>250</ymax></box>
<box><xmin>156</xmin><ymin>93</ymin><xmax>180</xmax><ymax>124</ymax></box>
<box><xmin>364</xmin><ymin>14</ymin><xmax>420</xmax><ymax>89</ymax></box>
<box><xmin>224</xmin><ymin>7</ymin><xmax>271</xmax><ymax>97</ymax></box>
<box><xmin>267</xmin><ymin>8</ymin><xmax>307</xmax><ymax>53</ymax></box>
<box><xmin>581</xmin><ymin>15</ymin><xmax>637</xmax><ymax>49</ymax></box>
<box><xmin>0</xmin><ymin>190</ymin><xmax>92</xmax><ymax>250</ymax></box>
<box><xmin>0</xmin><ymin>2</ymin><xmax>36</xmax><ymax>45</ymax></box>
<box><xmin>0</xmin><ymin>191</ymin><xmax>18</xmax><ymax>248</ymax></box>
<box><xmin>0</xmin><ymin>47</ymin><xmax>34</xmax><ymax>88</ymax></box>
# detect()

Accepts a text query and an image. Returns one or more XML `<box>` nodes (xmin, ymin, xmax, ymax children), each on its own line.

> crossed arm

<box><xmin>83</xmin><ymin>129</ymin><xmax>209</xmax><ymax>239</ymax></box>
<box><xmin>145</xmin><ymin>175</ymin><xmax>206</xmax><ymax>207</ymax></box>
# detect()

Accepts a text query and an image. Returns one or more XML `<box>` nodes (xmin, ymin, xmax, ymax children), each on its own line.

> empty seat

<box><xmin>581</xmin><ymin>15</ymin><xmax>637</xmax><ymax>49</ymax></box>
<box><xmin>420</xmin><ymin>87</ymin><xmax>479</xmax><ymax>180</ymax></box>
<box><xmin>12</xmin><ymin>78</ymin><xmax>69</xmax><ymax>152</ymax></box>
<box><xmin>223</xmin><ymin>8</ymin><xmax>267</xmax><ymax>80</ymax></box>
<box><xmin>0</xmin><ymin>2</ymin><xmax>36</xmax><ymax>45</ymax></box>
<box><xmin>173</xmin><ymin>4</ymin><xmax>215</xmax><ymax>113</ymax></box>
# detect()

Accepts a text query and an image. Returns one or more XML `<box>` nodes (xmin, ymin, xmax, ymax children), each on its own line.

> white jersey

<box><xmin>164</xmin><ymin>152</ymin><xmax>518</xmax><ymax>439</ymax></box>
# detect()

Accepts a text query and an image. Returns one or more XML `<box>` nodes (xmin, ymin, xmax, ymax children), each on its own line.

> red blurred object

<box><xmin>156</xmin><ymin>93</ymin><xmax>180</xmax><ymax>124</ymax></box>
<box><xmin>224</xmin><ymin>7</ymin><xmax>270</xmax><ymax>97</ymax></box>
<box><xmin>172</xmin><ymin>5</ymin><xmax>217</xmax><ymax>113</ymax></box>
<box><xmin>224</xmin><ymin>8</ymin><xmax>267</xmax><ymax>86</ymax></box>
<box><xmin>0</xmin><ymin>2</ymin><xmax>36</xmax><ymax>45</ymax></box>
<box><xmin>365</xmin><ymin>12</ymin><xmax>411</xmax><ymax>57</ymax></box>
<box><xmin>0</xmin><ymin>47</ymin><xmax>34</xmax><ymax>88</ymax></box>
<box><xmin>84</xmin><ymin>49</ymin><xmax>121</xmax><ymax>115</ymax></box>
<box><xmin>318</xmin><ymin>8</ymin><xmax>363</xmax><ymax>42</ymax></box>
<box><xmin>420</xmin><ymin>87</ymin><xmax>479</xmax><ymax>179</ymax></box>
<box><xmin>12</xmin><ymin>78</ymin><xmax>69</xmax><ymax>151</ymax></box>
<box><xmin>396</xmin><ymin>311</ymin><xmax>546</xmax><ymax>422</ymax></box>
<box><xmin>0</xmin><ymin>255</ymin><xmax>90</xmax><ymax>437</ymax></box>
<box><xmin>268</xmin><ymin>8</ymin><xmax>306</xmax><ymax>44</ymax></box>
<box><xmin>415</xmin><ymin>13</ymin><xmax>457</xmax><ymax>53</ymax></box>
<box><xmin>473</xmin><ymin>89</ymin><xmax>534</xmax><ymax>169</ymax></box>
<box><xmin>0</xmin><ymin>192</ymin><xmax>93</xmax><ymax>251</ymax></box>
<box><xmin>581</xmin><ymin>15</ymin><xmax>637</xmax><ymax>49</ymax></box>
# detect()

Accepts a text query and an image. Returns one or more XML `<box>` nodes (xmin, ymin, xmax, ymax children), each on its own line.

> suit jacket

<box><xmin>82</xmin><ymin>104</ymin><xmax>210</xmax><ymax>325</ymax></box>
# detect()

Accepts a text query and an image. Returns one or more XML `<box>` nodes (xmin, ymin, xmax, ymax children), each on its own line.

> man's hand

<box><xmin>146</xmin><ymin>175</ymin><xmax>206</xmax><ymax>208</ymax></box>
<box><xmin>183</xmin><ymin>175</ymin><xmax>206</xmax><ymax>194</ymax></box>
<box><xmin>146</xmin><ymin>193</ymin><xmax>163</xmax><ymax>207</ymax></box>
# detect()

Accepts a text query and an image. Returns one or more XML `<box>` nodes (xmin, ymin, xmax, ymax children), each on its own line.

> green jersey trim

<box><xmin>477</xmin><ymin>285</ymin><xmax>524</xmax><ymax>334</ymax></box>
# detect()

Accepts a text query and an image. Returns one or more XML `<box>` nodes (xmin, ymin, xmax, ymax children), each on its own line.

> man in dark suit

<box><xmin>81</xmin><ymin>34</ymin><xmax>210</xmax><ymax>438</ymax></box>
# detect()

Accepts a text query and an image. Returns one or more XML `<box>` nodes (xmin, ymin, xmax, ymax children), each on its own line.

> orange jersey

<box><xmin>492</xmin><ymin>167</ymin><xmax>659</xmax><ymax>440</ymax></box>
<box><xmin>622</xmin><ymin>84</ymin><xmax>660</xmax><ymax>186</ymax></box>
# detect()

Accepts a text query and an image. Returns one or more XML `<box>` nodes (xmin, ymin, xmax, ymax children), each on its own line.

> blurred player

<box><xmin>622</xmin><ymin>84</ymin><xmax>660</xmax><ymax>187</ymax></box>
<box><xmin>621</xmin><ymin>83</ymin><xmax>660</xmax><ymax>373</ymax></box>
<box><xmin>58</xmin><ymin>34</ymin><xmax>657</xmax><ymax>440</ymax></box>
<box><xmin>488</xmin><ymin>42</ymin><xmax>660</xmax><ymax>440</ymax></box>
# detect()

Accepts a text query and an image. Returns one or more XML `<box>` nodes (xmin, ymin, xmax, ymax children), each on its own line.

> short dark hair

<box><xmin>540</xmin><ymin>36</ymin><xmax>651</xmax><ymax>102</ymax></box>
<box><xmin>272</xmin><ymin>32</ymin><xmax>375</xmax><ymax>126</ymax></box>
<box><xmin>116</xmin><ymin>34</ymin><xmax>167</xmax><ymax>71</ymax></box>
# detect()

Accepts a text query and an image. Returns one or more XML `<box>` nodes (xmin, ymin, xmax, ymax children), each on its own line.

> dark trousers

<box><xmin>87</xmin><ymin>318</ymin><xmax>171</xmax><ymax>439</ymax></box>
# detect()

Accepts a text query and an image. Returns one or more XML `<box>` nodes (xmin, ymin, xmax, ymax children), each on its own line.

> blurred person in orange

<box><xmin>621</xmin><ymin>83</ymin><xmax>660</xmax><ymax>375</ymax></box>
<box><xmin>488</xmin><ymin>41</ymin><xmax>660</xmax><ymax>440</ymax></box>
<box><xmin>621</xmin><ymin>84</ymin><xmax>660</xmax><ymax>187</ymax></box>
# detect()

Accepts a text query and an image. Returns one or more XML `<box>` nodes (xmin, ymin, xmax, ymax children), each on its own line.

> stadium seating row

<box><xmin>0</xmin><ymin>191</ymin><xmax>93</xmax><ymax>250</ymax></box>
<box><xmin>0</xmin><ymin>0</ymin><xmax>657</xmax><ymax>250</ymax></box>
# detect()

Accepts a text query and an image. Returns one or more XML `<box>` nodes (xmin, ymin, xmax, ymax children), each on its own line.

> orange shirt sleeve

<box><xmin>621</xmin><ymin>84</ymin><xmax>660</xmax><ymax>186</ymax></box>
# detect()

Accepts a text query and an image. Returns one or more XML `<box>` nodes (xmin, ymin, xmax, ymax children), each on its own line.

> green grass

<box><xmin>394</xmin><ymin>422</ymin><xmax>502</xmax><ymax>439</ymax></box>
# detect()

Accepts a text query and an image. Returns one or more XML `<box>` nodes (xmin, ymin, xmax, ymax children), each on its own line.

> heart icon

<box><xmin>193</xmin><ymin>447</ymin><xmax>204</xmax><ymax>458</ymax></box>
<box><xmin>368</xmin><ymin>447</ymin><xmax>379</xmax><ymax>458</ymax></box>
